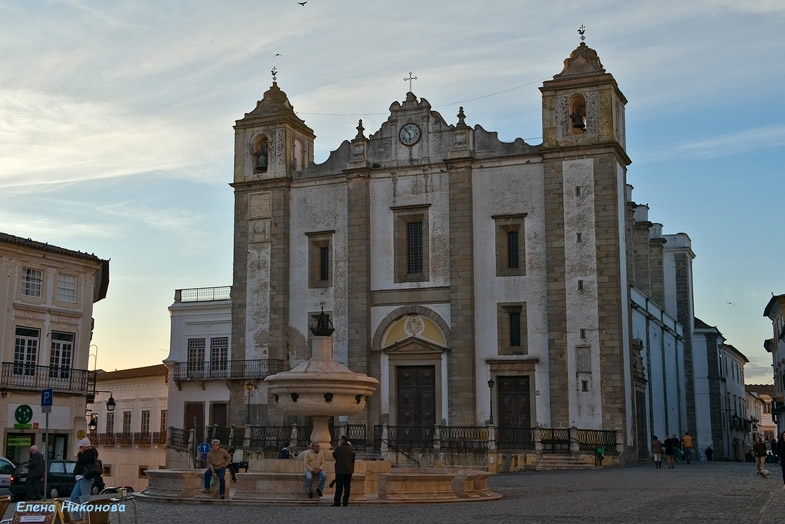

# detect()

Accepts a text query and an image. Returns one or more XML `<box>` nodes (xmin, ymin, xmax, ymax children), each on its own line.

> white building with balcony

<box><xmin>164</xmin><ymin>287</ymin><xmax>282</xmax><ymax>464</ymax></box>
<box><xmin>0</xmin><ymin>232</ymin><xmax>108</xmax><ymax>464</ymax></box>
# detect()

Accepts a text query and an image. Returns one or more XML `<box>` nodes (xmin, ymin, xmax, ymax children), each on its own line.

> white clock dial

<box><xmin>399</xmin><ymin>123</ymin><xmax>421</xmax><ymax>146</ymax></box>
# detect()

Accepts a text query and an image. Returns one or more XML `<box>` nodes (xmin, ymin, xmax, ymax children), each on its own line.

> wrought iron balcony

<box><xmin>0</xmin><ymin>363</ymin><xmax>96</xmax><ymax>398</ymax></box>
<box><xmin>171</xmin><ymin>359</ymin><xmax>285</xmax><ymax>386</ymax></box>
<box><xmin>174</xmin><ymin>286</ymin><xmax>231</xmax><ymax>303</ymax></box>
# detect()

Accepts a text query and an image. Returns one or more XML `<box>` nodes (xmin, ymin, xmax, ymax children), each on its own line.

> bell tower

<box><xmin>539</xmin><ymin>40</ymin><xmax>634</xmax><ymax>440</ymax></box>
<box><xmin>233</xmin><ymin>78</ymin><xmax>315</xmax><ymax>182</ymax></box>
<box><xmin>230</xmin><ymin>78</ymin><xmax>315</xmax><ymax>424</ymax></box>
<box><xmin>540</xmin><ymin>42</ymin><xmax>628</xmax><ymax>154</ymax></box>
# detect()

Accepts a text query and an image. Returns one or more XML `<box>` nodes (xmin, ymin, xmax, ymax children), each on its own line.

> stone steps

<box><xmin>532</xmin><ymin>455</ymin><xmax>601</xmax><ymax>471</ymax></box>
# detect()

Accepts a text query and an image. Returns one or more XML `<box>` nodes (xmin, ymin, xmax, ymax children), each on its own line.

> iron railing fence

<box><xmin>345</xmin><ymin>424</ymin><xmax>367</xmax><ymax>452</ymax></box>
<box><xmin>374</xmin><ymin>425</ymin><xmax>435</xmax><ymax>451</ymax></box>
<box><xmin>168</xmin><ymin>427</ymin><xmax>189</xmax><ymax>450</ymax></box>
<box><xmin>541</xmin><ymin>428</ymin><xmax>571</xmax><ymax>454</ymax></box>
<box><xmin>0</xmin><ymin>363</ymin><xmax>96</xmax><ymax>396</ymax></box>
<box><xmin>295</xmin><ymin>426</ymin><xmax>315</xmax><ymax>448</ymax></box>
<box><xmin>95</xmin><ymin>430</ymin><xmax>168</xmax><ymax>448</ymax></box>
<box><xmin>249</xmin><ymin>426</ymin><xmax>292</xmax><ymax>450</ymax></box>
<box><xmin>496</xmin><ymin>427</ymin><xmax>536</xmax><ymax>450</ymax></box>
<box><xmin>176</xmin><ymin>286</ymin><xmax>231</xmax><ymax>302</ymax></box>
<box><xmin>165</xmin><ymin>424</ymin><xmax>617</xmax><ymax>456</ymax></box>
<box><xmin>441</xmin><ymin>426</ymin><xmax>489</xmax><ymax>451</ymax></box>
<box><xmin>575</xmin><ymin>429</ymin><xmax>617</xmax><ymax>452</ymax></box>
<box><xmin>171</xmin><ymin>359</ymin><xmax>285</xmax><ymax>382</ymax></box>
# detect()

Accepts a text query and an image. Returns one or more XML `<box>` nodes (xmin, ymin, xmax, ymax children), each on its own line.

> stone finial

<box><xmin>355</xmin><ymin>119</ymin><xmax>366</xmax><ymax>139</ymax></box>
<box><xmin>457</xmin><ymin>106</ymin><xmax>467</xmax><ymax>127</ymax></box>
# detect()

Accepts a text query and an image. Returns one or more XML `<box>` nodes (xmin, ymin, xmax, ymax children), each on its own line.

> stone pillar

<box><xmin>446</xmin><ymin>160</ymin><xmax>476</xmax><ymax>425</ymax></box>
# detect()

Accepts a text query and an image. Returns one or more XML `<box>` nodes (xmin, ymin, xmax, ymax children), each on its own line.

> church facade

<box><xmin>227</xmin><ymin>42</ymin><xmax>647</xmax><ymax>456</ymax></box>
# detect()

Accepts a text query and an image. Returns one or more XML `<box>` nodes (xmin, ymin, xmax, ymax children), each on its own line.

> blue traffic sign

<box><xmin>41</xmin><ymin>389</ymin><xmax>53</xmax><ymax>407</ymax></box>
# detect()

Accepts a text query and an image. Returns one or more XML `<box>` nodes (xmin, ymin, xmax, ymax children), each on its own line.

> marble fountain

<box><xmin>143</xmin><ymin>313</ymin><xmax>501</xmax><ymax>504</ymax></box>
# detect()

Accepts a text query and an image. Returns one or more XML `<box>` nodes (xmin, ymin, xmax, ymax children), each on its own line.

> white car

<box><xmin>0</xmin><ymin>457</ymin><xmax>15</xmax><ymax>496</ymax></box>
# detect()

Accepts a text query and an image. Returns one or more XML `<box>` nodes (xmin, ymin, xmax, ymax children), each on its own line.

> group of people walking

<box><xmin>650</xmin><ymin>432</ymin><xmax>694</xmax><ymax>469</ymax></box>
<box><xmin>652</xmin><ymin>430</ymin><xmax>785</xmax><ymax>490</ymax></box>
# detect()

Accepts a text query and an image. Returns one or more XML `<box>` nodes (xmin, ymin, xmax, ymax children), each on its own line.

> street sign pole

<box><xmin>41</xmin><ymin>388</ymin><xmax>52</xmax><ymax>499</ymax></box>
<box><xmin>44</xmin><ymin>412</ymin><xmax>49</xmax><ymax>499</ymax></box>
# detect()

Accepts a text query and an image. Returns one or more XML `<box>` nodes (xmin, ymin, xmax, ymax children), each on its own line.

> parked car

<box><xmin>10</xmin><ymin>459</ymin><xmax>104</xmax><ymax>500</ymax></box>
<box><xmin>0</xmin><ymin>457</ymin><xmax>15</xmax><ymax>496</ymax></box>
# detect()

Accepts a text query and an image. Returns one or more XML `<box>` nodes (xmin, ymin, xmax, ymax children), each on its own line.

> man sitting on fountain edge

<box><xmin>303</xmin><ymin>442</ymin><xmax>327</xmax><ymax>499</ymax></box>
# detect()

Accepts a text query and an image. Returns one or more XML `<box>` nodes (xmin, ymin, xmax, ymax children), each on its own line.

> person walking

<box><xmin>664</xmin><ymin>435</ymin><xmax>676</xmax><ymax>469</ymax></box>
<box><xmin>651</xmin><ymin>436</ymin><xmax>663</xmax><ymax>469</ymax></box>
<box><xmin>682</xmin><ymin>432</ymin><xmax>694</xmax><ymax>464</ymax></box>
<box><xmin>777</xmin><ymin>431</ymin><xmax>785</xmax><ymax>489</ymax></box>
<box><xmin>331</xmin><ymin>436</ymin><xmax>355</xmax><ymax>507</ymax></box>
<box><xmin>671</xmin><ymin>434</ymin><xmax>681</xmax><ymax>462</ymax></box>
<box><xmin>25</xmin><ymin>445</ymin><xmax>45</xmax><ymax>500</ymax></box>
<box><xmin>753</xmin><ymin>436</ymin><xmax>768</xmax><ymax>476</ymax></box>
<box><xmin>70</xmin><ymin>438</ymin><xmax>98</xmax><ymax>521</ymax></box>
<box><xmin>705</xmin><ymin>445</ymin><xmax>714</xmax><ymax>461</ymax></box>
<box><xmin>202</xmin><ymin>439</ymin><xmax>232</xmax><ymax>499</ymax></box>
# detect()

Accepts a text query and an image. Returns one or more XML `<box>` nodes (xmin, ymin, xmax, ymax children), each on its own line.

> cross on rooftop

<box><xmin>403</xmin><ymin>72</ymin><xmax>417</xmax><ymax>93</ymax></box>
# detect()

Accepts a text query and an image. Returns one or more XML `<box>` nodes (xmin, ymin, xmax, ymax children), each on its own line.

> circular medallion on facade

<box><xmin>404</xmin><ymin>315</ymin><xmax>424</xmax><ymax>337</ymax></box>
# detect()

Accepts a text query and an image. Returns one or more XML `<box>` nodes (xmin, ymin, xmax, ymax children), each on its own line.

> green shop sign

<box><xmin>7</xmin><ymin>436</ymin><xmax>31</xmax><ymax>447</ymax></box>
<box><xmin>15</xmin><ymin>405</ymin><xmax>33</xmax><ymax>424</ymax></box>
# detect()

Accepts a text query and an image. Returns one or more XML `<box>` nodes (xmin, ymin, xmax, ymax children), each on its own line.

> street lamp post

<box><xmin>93</xmin><ymin>391</ymin><xmax>116</xmax><ymax>413</ymax></box>
<box><xmin>245</xmin><ymin>383</ymin><xmax>254</xmax><ymax>425</ymax></box>
<box><xmin>488</xmin><ymin>378</ymin><xmax>495</xmax><ymax>426</ymax></box>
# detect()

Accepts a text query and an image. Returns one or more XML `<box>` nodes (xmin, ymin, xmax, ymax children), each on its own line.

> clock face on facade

<box><xmin>399</xmin><ymin>123</ymin><xmax>421</xmax><ymax>146</ymax></box>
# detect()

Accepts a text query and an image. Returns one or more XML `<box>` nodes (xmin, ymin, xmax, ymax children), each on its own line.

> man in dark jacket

<box><xmin>331</xmin><ymin>435</ymin><xmax>355</xmax><ymax>507</ymax></box>
<box><xmin>25</xmin><ymin>445</ymin><xmax>45</xmax><ymax>500</ymax></box>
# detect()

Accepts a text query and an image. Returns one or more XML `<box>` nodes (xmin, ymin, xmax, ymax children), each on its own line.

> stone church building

<box><xmin>225</xmin><ymin>40</ymin><xmax>659</xmax><ymax>454</ymax></box>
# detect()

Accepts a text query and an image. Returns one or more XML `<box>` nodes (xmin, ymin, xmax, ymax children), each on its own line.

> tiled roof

<box><xmin>96</xmin><ymin>364</ymin><xmax>168</xmax><ymax>381</ymax></box>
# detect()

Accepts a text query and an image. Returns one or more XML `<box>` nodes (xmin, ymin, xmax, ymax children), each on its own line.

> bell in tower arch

<box><xmin>253</xmin><ymin>138</ymin><xmax>269</xmax><ymax>172</ymax></box>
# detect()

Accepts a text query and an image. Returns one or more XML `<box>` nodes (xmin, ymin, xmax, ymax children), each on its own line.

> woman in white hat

<box><xmin>70</xmin><ymin>438</ymin><xmax>98</xmax><ymax>520</ymax></box>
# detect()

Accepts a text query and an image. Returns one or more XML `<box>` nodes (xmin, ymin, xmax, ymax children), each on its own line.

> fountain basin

<box><xmin>266</xmin><ymin>377</ymin><xmax>377</xmax><ymax>416</ymax></box>
<box><xmin>143</xmin><ymin>460</ymin><xmax>502</xmax><ymax>504</ymax></box>
<box><xmin>264</xmin><ymin>335</ymin><xmax>379</xmax><ymax>447</ymax></box>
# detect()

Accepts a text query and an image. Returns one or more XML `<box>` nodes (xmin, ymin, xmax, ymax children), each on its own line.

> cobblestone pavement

<box><xmin>4</xmin><ymin>461</ymin><xmax>785</xmax><ymax>523</ymax></box>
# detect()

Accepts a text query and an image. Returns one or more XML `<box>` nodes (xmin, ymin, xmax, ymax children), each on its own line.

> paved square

<box><xmin>5</xmin><ymin>461</ymin><xmax>783</xmax><ymax>523</ymax></box>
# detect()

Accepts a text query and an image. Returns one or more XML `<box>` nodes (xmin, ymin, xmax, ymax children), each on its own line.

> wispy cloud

<box><xmin>0</xmin><ymin>89</ymin><xmax>225</xmax><ymax>191</ymax></box>
<box><xmin>636</xmin><ymin>125</ymin><xmax>785</xmax><ymax>161</ymax></box>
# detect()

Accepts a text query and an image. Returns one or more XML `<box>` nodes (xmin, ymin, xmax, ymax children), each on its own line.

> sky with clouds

<box><xmin>1</xmin><ymin>0</ymin><xmax>783</xmax><ymax>383</ymax></box>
